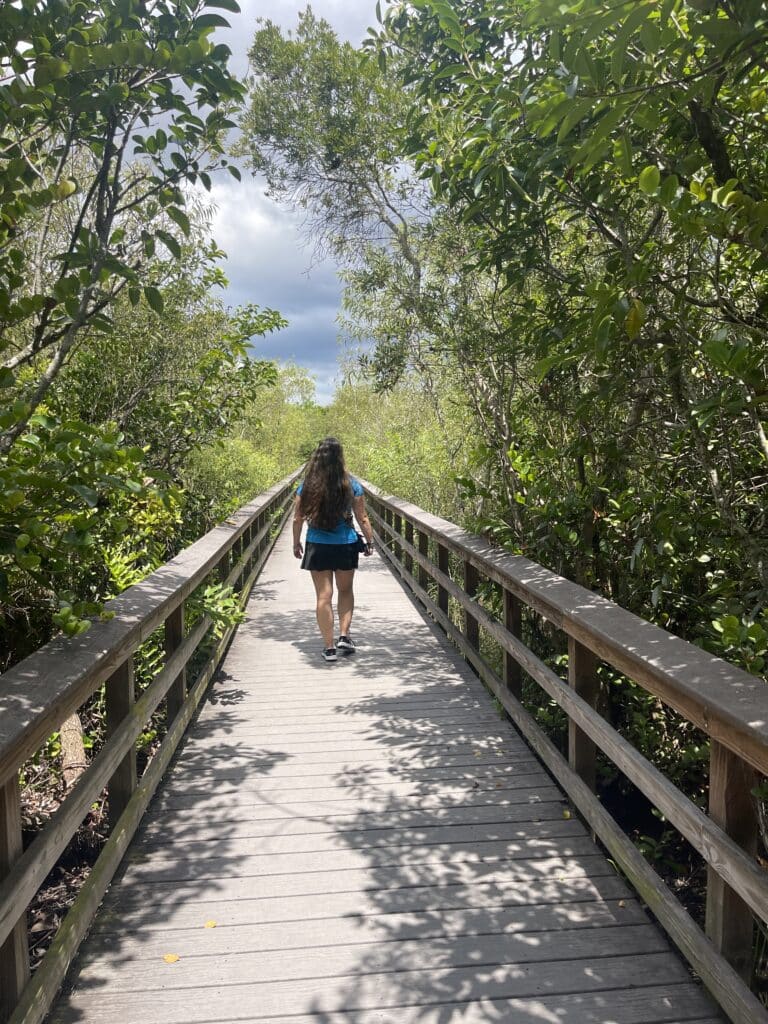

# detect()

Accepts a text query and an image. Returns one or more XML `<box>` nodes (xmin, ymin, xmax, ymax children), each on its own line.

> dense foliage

<box><xmin>0</xmin><ymin>0</ymin><xmax>273</xmax><ymax>666</ymax></box>
<box><xmin>371</xmin><ymin>0</ymin><xmax>768</xmax><ymax>674</ymax></box>
<box><xmin>240</xmin><ymin>2</ymin><xmax>768</xmax><ymax>677</ymax></box>
<box><xmin>237</xmin><ymin>4</ymin><xmax>768</xmax><ymax>950</ymax></box>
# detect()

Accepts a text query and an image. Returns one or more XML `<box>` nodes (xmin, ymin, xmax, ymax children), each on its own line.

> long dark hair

<box><xmin>299</xmin><ymin>437</ymin><xmax>352</xmax><ymax>531</ymax></box>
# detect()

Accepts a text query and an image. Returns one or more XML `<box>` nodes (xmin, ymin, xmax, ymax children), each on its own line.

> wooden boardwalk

<box><xmin>50</xmin><ymin>525</ymin><xmax>722</xmax><ymax>1024</ymax></box>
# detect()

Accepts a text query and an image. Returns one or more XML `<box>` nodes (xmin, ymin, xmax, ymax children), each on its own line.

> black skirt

<box><xmin>301</xmin><ymin>541</ymin><xmax>359</xmax><ymax>572</ymax></box>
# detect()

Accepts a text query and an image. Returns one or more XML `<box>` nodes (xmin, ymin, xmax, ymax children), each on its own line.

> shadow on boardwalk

<box><xmin>49</xmin><ymin>546</ymin><xmax>719</xmax><ymax>1023</ymax></box>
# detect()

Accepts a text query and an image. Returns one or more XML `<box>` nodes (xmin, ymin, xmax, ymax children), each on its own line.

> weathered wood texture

<box><xmin>0</xmin><ymin>776</ymin><xmax>28</xmax><ymax>1021</ymax></box>
<box><xmin>362</xmin><ymin>486</ymin><xmax>768</xmax><ymax>777</ymax></box>
<box><xmin>48</xmin><ymin>524</ymin><xmax>721</xmax><ymax>1024</ymax></box>
<box><xmin>0</xmin><ymin>472</ymin><xmax>300</xmax><ymax>789</ymax></box>
<box><xmin>364</xmin><ymin>485</ymin><xmax>768</xmax><ymax>1024</ymax></box>
<box><xmin>0</xmin><ymin>474</ymin><xmax>300</xmax><ymax>1024</ymax></box>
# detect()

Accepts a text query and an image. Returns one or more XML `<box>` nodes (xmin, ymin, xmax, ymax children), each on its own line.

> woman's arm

<box><xmin>352</xmin><ymin>494</ymin><xmax>374</xmax><ymax>555</ymax></box>
<box><xmin>292</xmin><ymin>495</ymin><xmax>304</xmax><ymax>559</ymax></box>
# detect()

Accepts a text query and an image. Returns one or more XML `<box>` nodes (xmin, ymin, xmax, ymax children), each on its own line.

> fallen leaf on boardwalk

<box><xmin>618</xmin><ymin>900</ymin><xmax>626</xmax><ymax>908</ymax></box>
<box><xmin>163</xmin><ymin>954</ymin><xmax>180</xmax><ymax>963</ymax></box>
<box><xmin>562</xmin><ymin>809</ymin><xmax>571</xmax><ymax>819</ymax></box>
<box><xmin>204</xmin><ymin>921</ymin><xmax>217</xmax><ymax>928</ymax></box>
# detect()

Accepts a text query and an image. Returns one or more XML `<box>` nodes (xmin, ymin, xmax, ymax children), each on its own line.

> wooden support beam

<box><xmin>383</xmin><ymin>508</ymin><xmax>392</xmax><ymax>554</ymax></box>
<box><xmin>568</xmin><ymin>636</ymin><xmax>598</xmax><ymax>792</ymax></box>
<box><xmin>504</xmin><ymin>589</ymin><xmax>523</xmax><ymax>700</ymax></box>
<box><xmin>418</xmin><ymin>531</ymin><xmax>429</xmax><ymax>590</ymax></box>
<box><xmin>393</xmin><ymin>512</ymin><xmax>403</xmax><ymax>562</ymax></box>
<box><xmin>165</xmin><ymin>603</ymin><xmax>186</xmax><ymax>727</ymax></box>
<box><xmin>464</xmin><ymin>560</ymin><xmax>480</xmax><ymax>651</ymax></box>
<box><xmin>706</xmin><ymin>741</ymin><xmax>758</xmax><ymax>982</ymax></box>
<box><xmin>404</xmin><ymin>520</ymin><xmax>414</xmax><ymax>575</ymax></box>
<box><xmin>0</xmin><ymin>775</ymin><xmax>29</xmax><ymax>1024</ymax></box>
<box><xmin>105</xmin><ymin>660</ymin><xmax>136</xmax><ymax>831</ymax></box>
<box><xmin>437</xmin><ymin>543</ymin><xmax>449</xmax><ymax>616</ymax></box>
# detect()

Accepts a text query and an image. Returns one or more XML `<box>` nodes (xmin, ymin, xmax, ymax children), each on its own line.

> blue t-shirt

<box><xmin>297</xmin><ymin>476</ymin><xmax>363</xmax><ymax>544</ymax></box>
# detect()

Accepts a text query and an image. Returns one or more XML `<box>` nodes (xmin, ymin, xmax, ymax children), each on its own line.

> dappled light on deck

<box><xmin>47</xmin><ymin>525</ymin><xmax>721</xmax><ymax>1024</ymax></box>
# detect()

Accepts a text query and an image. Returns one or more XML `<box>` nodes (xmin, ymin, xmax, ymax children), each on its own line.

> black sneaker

<box><xmin>337</xmin><ymin>635</ymin><xmax>356</xmax><ymax>653</ymax></box>
<box><xmin>322</xmin><ymin>647</ymin><xmax>337</xmax><ymax>662</ymax></box>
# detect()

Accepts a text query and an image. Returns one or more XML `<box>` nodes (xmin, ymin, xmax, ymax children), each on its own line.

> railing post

<box><xmin>567</xmin><ymin>636</ymin><xmax>598</xmax><ymax>791</ymax></box>
<box><xmin>464</xmin><ymin>560</ymin><xmax>480</xmax><ymax>652</ymax></box>
<box><xmin>504</xmin><ymin>589</ymin><xmax>523</xmax><ymax>700</ymax></box>
<box><xmin>418</xmin><ymin>530</ymin><xmax>429</xmax><ymax>590</ymax></box>
<box><xmin>106</xmin><ymin>660</ymin><xmax>137</xmax><ymax>831</ymax></box>
<box><xmin>165</xmin><ymin>602</ymin><xmax>186</xmax><ymax>726</ymax></box>
<box><xmin>0</xmin><ymin>774</ymin><xmax>29</xmax><ymax>1022</ymax></box>
<box><xmin>243</xmin><ymin>523</ymin><xmax>254</xmax><ymax>575</ymax></box>
<box><xmin>404</xmin><ymin>520</ymin><xmax>414</xmax><ymax>576</ymax></box>
<box><xmin>437</xmin><ymin>543</ymin><xmax>449</xmax><ymax>616</ymax></box>
<box><xmin>705</xmin><ymin>741</ymin><xmax>758</xmax><ymax>981</ymax></box>
<box><xmin>393</xmin><ymin>512</ymin><xmax>403</xmax><ymax>563</ymax></box>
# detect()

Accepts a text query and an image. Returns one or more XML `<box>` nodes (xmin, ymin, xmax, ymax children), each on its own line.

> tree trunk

<box><xmin>59</xmin><ymin>712</ymin><xmax>88</xmax><ymax>790</ymax></box>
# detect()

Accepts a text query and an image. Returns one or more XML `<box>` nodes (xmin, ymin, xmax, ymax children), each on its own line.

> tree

<box><xmin>238</xmin><ymin>7</ymin><xmax>430</xmax><ymax>264</ymax></box>
<box><xmin>375</xmin><ymin>0</ymin><xmax>768</xmax><ymax>645</ymax></box>
<box><xmin>0</xmin><ymin>0</ymin><xmax>245</xmax><ymax>449</ymax></box>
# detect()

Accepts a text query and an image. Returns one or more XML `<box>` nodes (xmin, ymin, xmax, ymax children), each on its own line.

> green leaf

<box><xmin>625</xmin><ymin>298</ymin><xmax>646</xmax><ymax>340</ymax></box>
<box><xmin>16</xmin><ymin>552</ymin><xmax>41</xmax><ymax>571</ymax></box>
<box><xmin>556</xmin><ymin>98</ymin><xmax>599</xmax><ymax>144</ymax></box>
<box><xmin>638</xmin><ymin>165</ymin><xmax>660</xmax><ymax>194</ymax></box>
<box><xmin>144</xmin><ymin>286</ymin><xmax>164</xmax><ymax>313</ymax></box>
<box><xmin>166</xmin><ymin>207</ymin><xmax>191</xmax><ymax>235</ymax></box>
<box><xmin>205</xmin><ymin>0</ymin><xmax>241</xmax><ymax>11</ymax></box>
<box><xmin>71</xmin><ymin>484</ymin><xmax>99</xmax><ymax>507</ymax></box>
<box><xmin>156</xmin><ymin>230</ymin><xmax>182</xmax><ymax>258</ymax></box>
<box><xmin>659</xmin><ymin>173</ymin><xmax>679</xmax><ymax>205</ymax></box>
<box><xmin>615</xmin><ymin>133</ymin><xmax>633</xmax><ymax>176</ymax></box>
<box><xmin>194</xmin><ymin>13</ymin><xmax>232</xmax><ymax>30</ymax></box>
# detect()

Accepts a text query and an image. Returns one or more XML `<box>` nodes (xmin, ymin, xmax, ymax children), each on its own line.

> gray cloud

<box><xmin>205</xmin><ymin>1</ymin><xmax>380</xmax><ymax>405</ymax></box>
<box><xmin>210</xmin><ymin>177</ymin><xmax>339</xmax><ymax>311</ymax></box>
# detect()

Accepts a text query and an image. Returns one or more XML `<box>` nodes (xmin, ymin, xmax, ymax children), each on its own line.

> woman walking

<box><xmin>293</xmin><ymin>437</ymin><xmax>374</xmax><ymax>662</ymax></box>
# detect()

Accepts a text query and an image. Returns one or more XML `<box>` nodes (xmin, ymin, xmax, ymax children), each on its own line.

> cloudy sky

<box><xmin>210</xmin><ymin>1</ymin><xmax>381</xmax><ymax>403</ymax></box>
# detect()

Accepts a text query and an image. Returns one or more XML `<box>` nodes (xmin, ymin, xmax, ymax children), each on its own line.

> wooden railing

<box><xmin>0</xmin><ymin>470</ymin><xmax>300</xmax><ymax>1024</ymax></box>
<box><xmin>362</xmin><ymin>480</ymin><xmax>768</xmax><ymax>1024</ymax></box>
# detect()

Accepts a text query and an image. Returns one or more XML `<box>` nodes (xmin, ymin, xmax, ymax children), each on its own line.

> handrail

<box><xmin>361</xmin><ymin>479</ymin><xmax>768</xmax><ymax>1024</ymax></box>
<box><xmin>0</xmin><ymin>469</ymin><xmax>301</xmax><ymax>1024</ymax></box>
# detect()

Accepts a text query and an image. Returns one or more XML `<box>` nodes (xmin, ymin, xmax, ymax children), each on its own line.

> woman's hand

<box><xmin>293</xmin><ymin>541</ymin><xmax>303</xmax><ymax>559</ymax></box>
<box><xmin>363</xmin><ymin>542</ymin><xmax>373</xmax><ymax>557</ymax></box>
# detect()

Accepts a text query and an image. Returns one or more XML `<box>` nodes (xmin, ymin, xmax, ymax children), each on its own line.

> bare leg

<box><xmin>310</xmin><ymin>570</ymin><xmax>335</xmax><ymax>648</ymax></box>
<box><xmin>335</xmin><ymin>569</ymin><xmax>355</xmax><ymax>638</ymax></box>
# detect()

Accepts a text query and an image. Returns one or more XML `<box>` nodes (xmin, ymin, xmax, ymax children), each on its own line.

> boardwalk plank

<box><xmin>82</xmin><ymin>898</ymin><xmax>649</xmax><ymax>955</ymax></box>
<box><xmin>49</xmin><ymin>526</ymin><xmax>722</xmax><ymax>1023</ymax></box>
<box><xmin>73</xmin><ymin>925</ymin><xmax>668</xmax><ymax>987</ymax></box>
<box><xmin>119</xmin><ymin>834</ymin><xmax>603</xmax><ymax>886</ymax></box>
<box><xmin>50</xmin><ymin>954</ymin><xmax>705</xmax><ymax>1022</ymax></box>
<box><xmin>137</xmin><ymin>796</ymin><xmax>571</xmax><ymax>846</ymax></box>
<box><xmin>156</xmin><ymin>759</ymin><xmax>545</xmax><ymax>789</ymax></box>
<box><xmin>131</xmin><ymin>814</ymin><xmax>573</xmax><ymax>860</ymax></box>
<box><xmin>153</xmin><ymin>774</ymin><xmax>556</xmax><ymax>806</ymax></box>
<box><xmin>93</xmin><ymin>873</ymin><xmax>634</xmax><ymax>933</ymax></box>
<box><xmin>140</xmin><ymin>799</ymin><xmax>575</xmax><ymax>836</ymax></box>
